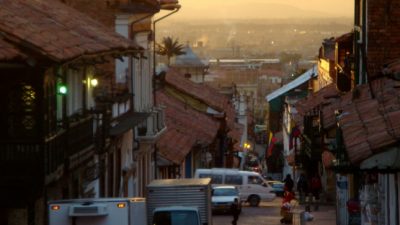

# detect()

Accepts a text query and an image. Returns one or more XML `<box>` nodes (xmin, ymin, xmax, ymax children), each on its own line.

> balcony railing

<box><xmin>0</xmin><ymin>116</ymin><xmax>95</xmax><ymax>177</ymax></box>
<box><xmin>137</xmin><ymin>107</ymin><xmax>166</xmax><ymax>143</ymax></box>
<box><xmin>67</xmin><ymin>116</ymin><xmax>94</xmax><ymax>156</ymax></box>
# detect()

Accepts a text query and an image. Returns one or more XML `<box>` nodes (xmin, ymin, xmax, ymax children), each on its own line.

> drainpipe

<box><xmin>152</xmin><ymin>5</ymin><xmax>181</xmax><ymax>105</ymax></box>
<box><xmin>152</xmin><ymin>5</ymin><xmax>181</xmax><ymax>179</ymax></box>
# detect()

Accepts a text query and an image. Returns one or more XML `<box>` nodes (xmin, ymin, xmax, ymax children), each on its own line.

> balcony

<box><xmin>0</xmin><ymin>116</ymin><xmax>95</xmax><ymax>183</ymax></box>
<box><xmin>137</xmin><ymin>106</ymin><xmax>166</xmax><ymax>143</ymax></box>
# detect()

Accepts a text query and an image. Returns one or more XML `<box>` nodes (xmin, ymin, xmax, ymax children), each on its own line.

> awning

<box><xmin>109</xmin><ymin>112</ymin><xmax>150</xmax><ymax>136</ymax></box>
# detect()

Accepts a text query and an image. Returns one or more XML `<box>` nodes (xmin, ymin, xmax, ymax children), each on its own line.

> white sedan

<box><xmin>211</xmin><ymin>186</ymin><xmax>242</xmax><ymax>214</ymax></box>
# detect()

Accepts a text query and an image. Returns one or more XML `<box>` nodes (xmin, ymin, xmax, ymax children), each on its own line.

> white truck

<box><xmin>48</xmin><ymin>197</ymin><xmax>146</xmax><ymax>225</ymax></box>
<box><xmin>147</xmin><ymin>178</ymin><xmax>212</xmax><ymax>225</ymax></box>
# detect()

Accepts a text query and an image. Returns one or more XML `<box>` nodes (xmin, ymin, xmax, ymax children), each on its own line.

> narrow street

<box><xmin>213</xmin><ymin>198</ymin><xmax>336</xmax><ymax>225</ymax></box>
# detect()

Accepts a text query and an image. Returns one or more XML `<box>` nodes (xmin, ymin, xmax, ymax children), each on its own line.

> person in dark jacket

<box><xmin>297</xmin><ymin>173</ymin><xmax>308</xmax><ymax>204</ymax></box>
<box><xmin>283</xmin><ymin>174</ymin><xmax>294</xmax><ymax>192</ymax></box>
<box><xmin>310</xmin><ymin>174</ymin><xmax>322</xmax><ymax>211</ymax></box>
<box><xmin>230</xmin><ymin>198</ymin><xmax>240</xmax><ymax>225</ymax></box>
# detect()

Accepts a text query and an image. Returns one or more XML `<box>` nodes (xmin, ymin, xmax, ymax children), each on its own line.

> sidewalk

<box><xmin>296</xmin><ymin>204</ymin><xmax>336</xmax><ymax>225</ymax></box>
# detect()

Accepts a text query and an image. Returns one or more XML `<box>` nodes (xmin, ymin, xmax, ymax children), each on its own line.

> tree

<box><xmin>157</xmin><ymin>36</ymin><xmax>186</xmax><ymax>66</ymax></box>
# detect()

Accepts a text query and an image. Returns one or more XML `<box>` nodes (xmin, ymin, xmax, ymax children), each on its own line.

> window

<box><xmin>212</xmin><ymin>188</ymin><xmax>239</xmax><ymax>196</ymax></box>
<box><xmin>225</xmin><ymin>175</ymin><xmax>243</xmax><ymax>185</ymax></box>
<box><xmin>248</xmin><ymin>176</ymin><xmax>263</xmax><ymax>185</ymax></box>
<box><xmin>198</xmin><ymin>174</ymin><xmax>222</xmax><ymax>184</ymax></box>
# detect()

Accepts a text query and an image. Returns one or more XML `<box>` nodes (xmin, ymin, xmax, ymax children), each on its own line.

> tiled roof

<box><xmin>165</xmin><ymin>68</ymin><xmax>236</xmax><ymax>130</ymax></box>
<box><xmin>302</xmin><ymin>76</ymin><xmax>400</xmax><ymax>164</ymax></box>
<box><xmin>157</xmin><ymin>128</ymin><xmax>194</xmax><ymax>165</ymax></box>
<box><xmin>337</xmin><ymin>78</ymin><xmax>400</xmax><ymax>164</ymax></box>
<box><xmin>0</xmin><ymin>39</ymin><xmax>27</xmax><ymax>61</ymax></box>
<box><xmin>0</xmin><ymin>0</ymin><xmax>139</xmax><ymax>63</ymax></box>
<box><xmin>266</xmin><ymin>65</ymin><xmax>317</xmax><ymax>102</ymax></box>
<box><xmin>295</xmin><ymin>83</ymin><xmax>338</xmax><ymax>119</ymax></box>
<box><xmin>160</xmin><ymin>0</ymin><xmax>180</xmax><ymax>10</ymax></box>
<box><xmin>335</xmin><ymin>32</ymin><xmax>353</xmax><ymax>43</ymax></box>
<box><xmin>156</xmin><ymin>90</ymin><xmax>220</xmax><ymax>164</ymax></box>
<box><xmin>160</xmin><ymin>0</ymin><xmax>179</xmax><ymax>3</ymax></box>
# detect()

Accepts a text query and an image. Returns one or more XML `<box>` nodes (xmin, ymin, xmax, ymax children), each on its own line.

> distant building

<box><xmin>172</xmin><ymin>45</ymin><xmax>209</xmax><ymax>84</ymax></box>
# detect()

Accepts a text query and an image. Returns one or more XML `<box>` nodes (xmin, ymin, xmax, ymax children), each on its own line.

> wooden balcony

<box><xmin>0</xmin><ymin>116</ymin><xmax>95</xmax><ymax>178</ymax></box>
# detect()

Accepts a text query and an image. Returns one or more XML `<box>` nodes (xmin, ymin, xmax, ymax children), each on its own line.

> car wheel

<box><xmin>248</xmin><ymin>195</ymin><xmax>260</xmax><ymax>207</ymax></box>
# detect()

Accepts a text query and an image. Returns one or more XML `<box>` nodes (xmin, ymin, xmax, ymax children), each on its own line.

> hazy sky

<box><xmin>168</xmin><ymin>0</ymin><xmax>354</xmax><ymax>20</ymax></box>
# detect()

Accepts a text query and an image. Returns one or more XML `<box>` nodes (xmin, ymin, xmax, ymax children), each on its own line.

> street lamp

<box><xmin>244</xmin><ymin>142</ymin><xmax>251</xmax><ymax>151</ymax></box>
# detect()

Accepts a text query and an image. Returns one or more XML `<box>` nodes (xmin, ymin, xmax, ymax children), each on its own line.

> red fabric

<box><xmin>266</xmin><ymin>137</ymin><xmax>277</xmax><ymax>158</ymax></box>
<box><xmin>282</xmin><ymin>191</ymin><xmax>295</xmax><ymax>204</ymax></box>
<box><xmin>311</xmin><ymin>177</ymin><xmax>322</xmax><ymax>190</ymax></box>
<box><xmin>289</xmin><ymin>126</ymin><xmax>301</xmax><ymax>149</ymax></box>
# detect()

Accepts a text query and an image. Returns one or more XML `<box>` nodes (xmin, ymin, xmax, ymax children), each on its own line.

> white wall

<box><xmin>115</xmin><ymin>15</ymin><xmax>130</xmax><ymax>84</ymax></box>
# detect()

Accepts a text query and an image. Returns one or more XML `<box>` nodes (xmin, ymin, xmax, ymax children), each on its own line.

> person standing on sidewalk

<box><xmin>310</xmin><ymin>173</ymin><xmax>322</xmax><ymax>211</ymax></box>
<box><xmin>230</xmin><ymin>198</ymin><xmax>240</xmax><ymax>225</ymax></box>
<box><xmin>297</xmin><ymin>173</ymin><xmax>308</xmax><ymax>204</ymax></box>
<box><xmin>283</xmin><ymin>174</ymin><xmax>294</xmax><ymax>192</ymax></box>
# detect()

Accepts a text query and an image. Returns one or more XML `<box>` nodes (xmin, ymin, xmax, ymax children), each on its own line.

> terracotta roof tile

<box><xmin>157</xmin><ymin>129</ymin><xmax>194</xmax><ymax>165</ymax></box>
<box><xmin>156</xmin><ymin>90</ymin><xmax>220</xmax><ymax>164</ymax></box>
<box><xmin>337</xmin><ymin>78</ymin><xmax>400</xmax><ymax>163</ymax></box>
<box><xmin>165</xmin><ymin>68</ymin><xmax>236</xmax><ymax>130</ymax></box>
<box><xmin>0</xmin><ymin>0</ymin><xmax>139</xmax><ymax>62</ymax></box>
<box><xmin>0</xmin><ymin>39</ymin><xmax>27</xmax><ymax>60</ymax></box>
<box><xmin>295</xmin><ymin>76</ymin><xmax>400</xmax><ymax>164</ymax></box>
<box><xmin>295</xmin><ymin>83</ymin><xmax>338</xmax><ymax>118</ymax></box>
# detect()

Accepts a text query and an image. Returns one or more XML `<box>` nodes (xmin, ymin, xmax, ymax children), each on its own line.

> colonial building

<box><xmin>292</xmin><ymin>1</ymin><xmax>400</xmax><ymax>224</ymax></box>
<box><xmin>0</xmin><ymin>0</ymin><xmax>140</xmax><ymax>224</ymax></box>
<box><xmin>60</xmin><ymin>0</ymin><xmax>179</xmax><ymax>198</ymax></box>
<box><xmin>155</xmin><ymin>68</ymin><xmax>240</xmax><ymax>175</ymax></box>
<box><xmin>172</xmin><ymin>44</ymin><xmax>209</xmax><ymax>84</ymax></box>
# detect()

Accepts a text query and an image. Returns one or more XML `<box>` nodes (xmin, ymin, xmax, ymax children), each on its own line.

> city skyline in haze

<box><xmin>166</xmin><ymin>0</ymin><xmax>354</xmax><ymax>21</ymax></box>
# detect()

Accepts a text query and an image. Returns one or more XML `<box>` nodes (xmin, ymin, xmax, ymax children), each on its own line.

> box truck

<box><xmin>48</xmin><ymin>197</ymin><xmax>146</xmax><ymax>225</ymax></box>
<box><xmin>147</xmin><ymin>178</ymin><xmax>212</xmax><ymax>225</ymax></box>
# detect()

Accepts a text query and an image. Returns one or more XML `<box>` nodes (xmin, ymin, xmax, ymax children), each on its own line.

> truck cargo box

<box><xmin>48</xmin><ymin>198</ymin><xmax>146</xmax><ymax>225</ymax></box>
<box><xmin>146</xmin><ymin>178</ymin><xmax>212</xmax><ymax>225</ymax></box>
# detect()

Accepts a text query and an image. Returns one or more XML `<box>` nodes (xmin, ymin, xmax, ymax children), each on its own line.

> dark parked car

<box><xmin>267</xmin><ymin>180</ymin><xmax>285</xmax><ymax>197</ymax></box>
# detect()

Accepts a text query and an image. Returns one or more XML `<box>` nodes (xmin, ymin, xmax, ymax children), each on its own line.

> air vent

<box><xmin>69</xmin><ymin>204</ymin><xmax>108</xmax><ymax>217</ymax></box>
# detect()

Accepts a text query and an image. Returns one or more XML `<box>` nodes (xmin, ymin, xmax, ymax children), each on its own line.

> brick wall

<box><xmin>367</xmin><ymin>0</ymin><xmax>400</xmax><ymax>77</ymax></box>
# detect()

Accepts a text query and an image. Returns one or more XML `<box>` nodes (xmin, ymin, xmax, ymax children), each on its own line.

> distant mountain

<box><xmin>176</xmin><ymin>2</ymin><xmax>344</xmax><ymax>20</ymax></box>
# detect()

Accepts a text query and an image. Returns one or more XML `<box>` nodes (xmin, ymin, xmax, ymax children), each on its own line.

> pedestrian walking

<box><xmin>310</xmin><ymin>173</ymin><xmax>322</xmax><ymax>211</ymax></box>
<box><xmin>297</xmin><ymin>173</ymin><xmax>308</xmax><ymax>204</ymax></box>
<box><xmin>230</xmin><ymin>198</ymin><xmax>240</xmax><ymax>225</ymax></box>
<box><xmin>280</xmin><ymin>188</ymin><xmax>296</xmax><ymax>224</ymax></box>
<box><xmin>283</xmin><ymin>174</ymin><xmax>294</xmax><ymax>192</ymax></box>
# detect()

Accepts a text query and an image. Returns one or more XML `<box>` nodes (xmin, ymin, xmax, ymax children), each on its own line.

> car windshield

<box><xmin>213</xmin><ymin>188</ymin><xmax>238</xmax><ymax>196</ymax></box>
<box><xmin>153</xmin><ymin>210</ymin><xmax>199</xmax><ymax>225</ymax></box>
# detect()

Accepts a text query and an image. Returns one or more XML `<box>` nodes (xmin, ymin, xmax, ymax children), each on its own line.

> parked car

<box><xmin>211</xmin><ymin>185</ymin><xmax>242</xmax><ymax>214</ymax></box>
<box><xmin>195</xmin><ymin>168</ymin><xmax>276</xmax><ymax>207</ymax></box>
<box><xmin>267</xmin><ymin>180</ymin><xmax>285</xmax><ymax>197</ymax></box>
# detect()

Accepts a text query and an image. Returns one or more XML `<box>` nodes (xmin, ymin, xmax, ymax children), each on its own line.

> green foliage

<box><xmin>157</xmin><ymin>36</ymin><xmax>186</xmax><ymax>66</ymax></box>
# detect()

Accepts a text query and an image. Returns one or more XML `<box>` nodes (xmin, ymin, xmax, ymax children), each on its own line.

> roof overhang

<box><xmin>266</xmin><ymin>65</ymin><xmax>318</xmax><ymax>102</ymax></box>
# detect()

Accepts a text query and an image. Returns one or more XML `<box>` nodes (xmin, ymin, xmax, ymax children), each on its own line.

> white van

<box><xmin>194</xmin><ymin>168</ymin><xmax>276</xmax><ymax>206</ymax></box>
